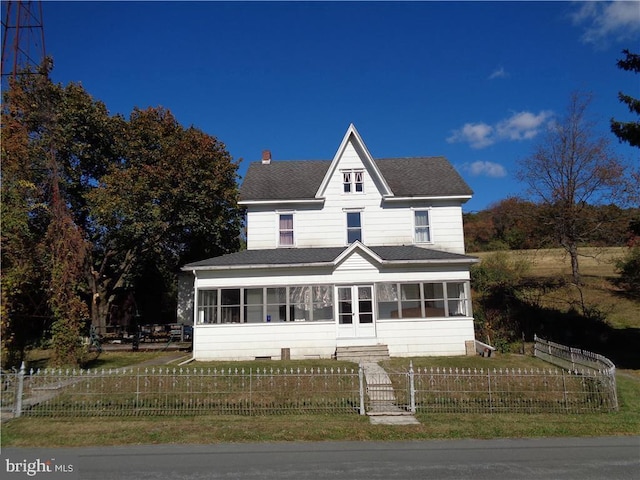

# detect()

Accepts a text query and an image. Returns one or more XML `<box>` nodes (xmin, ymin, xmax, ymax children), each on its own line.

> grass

<box><xmin>2</xmin><ymin>368</ymin><xmax>638</xmax><ymax>447</ymax></box>
<box><xmin>2</xmin><ymin>353</ymin><xmax>639</xmax><ymax>447</ymax></box>
<box><xmin>472</xmin><ymin>246</ymin><xmax>625</xmax><ymax>278</ymax></box>
<box><xmin>3</xmin><ymin>247</ymin><xmax>639</xmax><ymax>446</ymax></box>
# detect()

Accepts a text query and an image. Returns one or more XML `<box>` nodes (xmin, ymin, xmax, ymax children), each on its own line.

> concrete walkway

<box><xmin>360</xmin><ymin>362</ymin><xmax>420</xmax><ymax>425</ymax></box>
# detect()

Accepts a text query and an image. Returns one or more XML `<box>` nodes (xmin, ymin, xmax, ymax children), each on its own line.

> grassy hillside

<box><xmin>471</xmin><ymin>247</ymin><xmax>640</xmax><ymax>368</ymax></box>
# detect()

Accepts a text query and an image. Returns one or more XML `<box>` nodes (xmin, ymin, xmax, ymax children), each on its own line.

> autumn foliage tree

<box><xmin>1</xmin><ymin>62</ymin><xmax>242</xmax><ymax>367</ymax></box>
<box><xmin>87</xmin><ymin>107</ymin><xmax>242</xmax><ymax>334</ymax></box>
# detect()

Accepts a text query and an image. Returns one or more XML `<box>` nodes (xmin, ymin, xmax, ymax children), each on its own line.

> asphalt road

<box><xmin>3</xmin><ymin>436</ymin><xmax>639</xmax><ymax>480</ymax></box>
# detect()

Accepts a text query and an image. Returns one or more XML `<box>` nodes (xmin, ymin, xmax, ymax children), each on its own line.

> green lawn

<box><xmin>2</xmin><ymin>355</ymin><xmax>639</xmax><ymax>447</ymax></box>
<box><xmin>4</xmin><ymin>246</ymin><xmax>638</xmax><ymax>447</ymax></box>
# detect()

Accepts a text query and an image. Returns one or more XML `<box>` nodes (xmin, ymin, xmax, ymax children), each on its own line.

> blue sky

<box><xmin>7</xmin><ymin>1</ymin><xmax>640</xmax><ymax>211</ymax></box>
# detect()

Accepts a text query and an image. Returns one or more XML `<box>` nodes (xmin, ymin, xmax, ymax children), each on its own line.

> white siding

<box><xmin>244</xmin><ymin>138</ymin><xmax>467</xmax><ymax>253</ymax></box>
<box><xmin>191</xmin><ymin>253</ymin><xmax>475</xmax><ymax>361</ymax></box>
<box><xmin>194</xmin><ymin>322</ymin><xmax>336</xmax><ymax>361</ymax></box>
<box><xmin>377</xmin><ymin>317</ymin><xmax>475</xmax><ymax>357</ymax></box>
<box><xmin>200</xmin><ymin>131</ymin><xmax>475</xmax><ymax>360</ymax></box>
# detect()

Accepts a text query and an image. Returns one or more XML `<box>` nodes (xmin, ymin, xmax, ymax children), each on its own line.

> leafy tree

<box><xmin>517</xmin><ymin>92</ymin><xmax>628</xmax><ymax>285</ymax></box>
<box><xmin>463</xmin><ymin>210</ymin><xmax>495</xmax><ymax>252</ymax></box>
<box><xmin>611</xmin><ymin>49</ymin><xmax>640</xmax><ymax>148</ymax></box>
<box><xmin>1</xmin><ymin>61</ymin><xmax>117</xmax><ymax>366</ymax></box>
<box><xmin>471</xmin><ymin>251</ymin><xmax>531</xmax><ymax>351</ymax></box>
<box><xmin>1</xmin><ymin>62</ymin><xmax>242</xmax><ymax>365</ymax></box>
<box><xmin>1</xmin><ymin>65</ymin><xmax>52</xmax><ymax>366</ymax></box>
<box><xmin>86</xmin><ymin>107</ymin><xmax>242</xmax><ymax>333</ymax></box>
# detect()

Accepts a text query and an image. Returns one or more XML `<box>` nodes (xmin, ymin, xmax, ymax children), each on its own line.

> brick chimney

<box><xmin>261</xmin><ymin>150</ymin><xmax>271</xmax><ymax>164</ymax></box>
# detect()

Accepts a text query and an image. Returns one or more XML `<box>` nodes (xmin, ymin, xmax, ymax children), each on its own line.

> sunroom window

<box><xmin>197</xmin><ymin>286</ymin><xmax>334</xmax><ymax>324</ymax></box>
<box><xmin>197</xmin><ymin>289</ymin><xmax>218</xmax><ymax>324</ymax></box>
<box><xmin>376</xmin><ymin>281</ymin><xmax>469</xmax><ymax>319</ymax></box>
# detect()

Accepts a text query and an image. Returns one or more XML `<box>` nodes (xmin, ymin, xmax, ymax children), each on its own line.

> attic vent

<box><xmin>262</xmin><ymin>150</ymin><xmax>271</xmax><ymax>164</ymax></box>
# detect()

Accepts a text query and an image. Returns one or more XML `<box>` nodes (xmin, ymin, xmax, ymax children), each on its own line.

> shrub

<box><xmin>615</xmin><ymin>246</ymin><xmax>640</xmax><ymax>297</ymax></box>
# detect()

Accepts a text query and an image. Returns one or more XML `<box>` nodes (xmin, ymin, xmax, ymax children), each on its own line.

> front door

<box><xmin>336</xmin><ymin>285</ymin><xmax>376</xmax><ymax>338</ymax></box>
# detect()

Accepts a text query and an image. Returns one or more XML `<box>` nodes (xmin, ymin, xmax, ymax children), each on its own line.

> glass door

<box><xmin>336</xmin><ymin>285</ymin><xmax>376</xmax><ymax>338</ymax></box>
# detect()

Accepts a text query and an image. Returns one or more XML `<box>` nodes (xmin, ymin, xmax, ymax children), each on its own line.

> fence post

<box><xmin>15</xmin><ymin>361</ymin><xmax>25</xmax><ymax>418</ymax></box>
<box><xmin>409</xmin><ymin>361</ymin><xmax>416</xmax><ymax>414</ymax></box>
<box><xmin>358</xmin><ymin>365</ymin><xmax>365</xmax><ymax>416</ymax></box>
<box><xmin>487</xmin><ymin>369</ymin><xmax>492</xmax><ymax>413</ymax></box>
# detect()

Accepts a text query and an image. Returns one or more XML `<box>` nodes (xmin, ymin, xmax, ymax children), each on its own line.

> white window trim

<box><xmin>344</xmin><ymin>208</ymin><xmax>364</xmax><ymax>245</ymax></box>
<box><xmin>412</xmin><ymin>208</ymin><xmax>433</xmax><ymax>244</ymax></box>
<box><xmin>340</xmin><ymin>169</ymin><xmax>365</xmax><ymax>194</ymax></box>
<box><xmin>276</xmin><ymin>211</ymin><xmax>295</xmax><ymax>248</ymax></box>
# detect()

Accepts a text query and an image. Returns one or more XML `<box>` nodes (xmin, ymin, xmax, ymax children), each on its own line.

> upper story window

<box><xmin>343</xmin><ymin>170</ymin><xmax>364</xmax><ymax>193</ymax></box>
<box><xmin>279</xmin><ymin>213</ymin><xmax>294</xmax><ymax>247</ymax></box>
<box><xmin>414</xmin><ymin>210</ymin><xmax>431</xmax><ymax>243</ymax></box>
<box><xmin>346</xmin><ymin>211</ymin><xmax>362</xmax><ymax>243</ymax></box>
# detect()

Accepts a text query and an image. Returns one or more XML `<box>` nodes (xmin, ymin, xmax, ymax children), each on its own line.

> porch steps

<box><xmin>335</xmin><ymin>344</ymin><xmax>390</xmax><ymax>362</ymax></box>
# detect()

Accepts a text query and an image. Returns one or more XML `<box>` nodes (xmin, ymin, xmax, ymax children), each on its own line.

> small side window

<box><xmin>415</xmin><ymin>210</ymin><xmax>431</xmax><ymax>243</ymax></box>
<box><xmin>279</xmin><ymin>214</ymin><xmax>294</xmax><ymax>246</ymax></box>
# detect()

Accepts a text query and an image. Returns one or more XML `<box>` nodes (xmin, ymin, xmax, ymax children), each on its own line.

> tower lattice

<box><xmin>1</xmin><ymin>0</ymin><xmax>46</xmax><ymax>91</ymax></box>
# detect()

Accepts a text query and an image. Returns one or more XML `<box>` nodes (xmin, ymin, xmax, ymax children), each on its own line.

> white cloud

<box><xmin>488</xmin><ymin>67</ymin><xmax>508</xmax><ymax>80</ymax></box>
<box><xmin>448</xmin><ymin>110</ymin><xmax>554</xmax><ymax>149</ymax></box>
<box><xmin>572</xmin><ymin>1</ymin><xmax>640</xmax><ymax>45</ymax></box>
<box><xmin>447</xmin><ymin>122</ymin><xmax>495</xmax><ymax>148</ymax></box>
<box><xmin>462</xmin><ymin>161</ymin><xmax>508</xmax><ymax>178</ymax></box>
<box><xmin>496</xmin><ymin>110</ymin><xmax>554</xmax><ymax>141</ymax></box>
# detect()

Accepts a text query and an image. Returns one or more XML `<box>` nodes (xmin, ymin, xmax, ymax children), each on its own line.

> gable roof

<box><xmin>239</xmin><ymin>125</ymin><xmax>472</xmax><ymax>204</ymax></box>
<box><xmin>183</xmin><ymin>244</ymin><xmax>478</xmax><ymax>271</ymax></box>
<box><xmin>315</xmin><ymin>124</ymin><xmax>393</xmax><ymax>198</ymax></box>
<box><xmin>239</xmin><ymin>156</ymin><xmax>473</xmax><ymax>202</ymax></box>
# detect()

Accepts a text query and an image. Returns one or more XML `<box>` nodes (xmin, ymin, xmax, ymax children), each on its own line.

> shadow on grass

<box><xmin>476</xmin><ymin>278</ymin><xmax>640</xmax><ymax>370</ymax></box>
<box><xmin>529</xmin><ymin>305</ymin><xmax>640</xmax><ymax>370</ymax></box>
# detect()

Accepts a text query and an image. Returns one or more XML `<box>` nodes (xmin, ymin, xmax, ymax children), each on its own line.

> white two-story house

<box><xmin>182</xmin><ymin>124</ymin><xmax>478</xmax><ymax>360</ymax></box>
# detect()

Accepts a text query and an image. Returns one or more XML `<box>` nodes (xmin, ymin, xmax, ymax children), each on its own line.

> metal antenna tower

<box><xmin>1</xmin><ymin>0</ymin><xmax>46</xmax><ymax>90</ymax></box>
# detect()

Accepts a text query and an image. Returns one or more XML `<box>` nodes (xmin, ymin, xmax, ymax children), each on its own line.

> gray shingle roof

<box><xmin>239</xmin><ymin>160</ymin><xmax>330</xmax><ymax>201</ymax></box>
<box><xmin>376</xmin><ymin>157</ymin><xmax>473</xmax><ymax>197</ymax></box>
<box><xmin>239</xmin><ymin>157</ymin><xmax>473</xmax><ymax>202</ymax></box>
<box><xmin>183</xmin><ymin>245</ymin><xmax>477</xmax><ymax>270</ymax></box>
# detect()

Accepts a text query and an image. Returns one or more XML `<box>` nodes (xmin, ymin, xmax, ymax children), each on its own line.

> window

<box><xmin>244</xmin><ymin>288</ymin><xmax>264</xmax><ymax>323</ymax></box>
<box><xmin>197</xmin><ymin>285</ymin><xmax>334</xmax><ymax>324</ymax></box>
<box><xmin>447</xmin><ymin>282</ymin><xmax>468</xmax><ymax>316</ymax></box>
<box><xmin>376</xmin><ymin>283</ymin><xmax>398</xmax><ymax>318</ymax></box>
<box><xmin>197</xmin><ymin>289</ymin><xmax>218</xmax><ymax>324</ymax></box>
<box><xmin>347</xmin><ymin>211</ymin><xmax>362</xmax><ymax>243</ymax></box>
<box><xmin>423</xmin><ymin>283</ymin><xmax>445</xmax><ymax>317</ymax></box>
<box><xmin>279</xmin><ymin>213</ymin><xmax>294</xmax><ymax>246</ymax></box>
<box><xmin>415</xmin><ymin>210</ymin><xmax>431</xmax><ymax>243</ymax></box>
<box><xmin>400</xmin><ymin>284</ymin><xmax>421</xmax><ymax>318</ymax></box>
<box><xmin>354</xmin><ymin>171</ymin><xmax>364</xmax><ymax>192</ymax></box>
<box><xmin>311</xmin><ymin>285</ymin><xmax>334</xmax><ymax>321</ymax></box>
<box><xmin>342</xmin><ymin>169</ymin><xmax>364</xmax><ymax>193</ymax></box>
<box><xmin>290</xmin><ymin>286</ymin><xmax>311</xmax><ymax>321</ymax></box>
<box><xmin>376</xmin><ymin>281</ymin><xmax>470</xmax><ymax>319</ymax></box>
<box><xmin>221</xmin><ymin>289</ymin><xmax>241</xmax><ymax>323</ymax></box>
<box><xmin>267</xmin><ymin>287</ymin><xmax>287</xmax><ymax>322</ymax></box>
<box><xmin>343</xmin><ymin>172</ymin><xmax>352</xmax><ymax>193</ymax></box>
